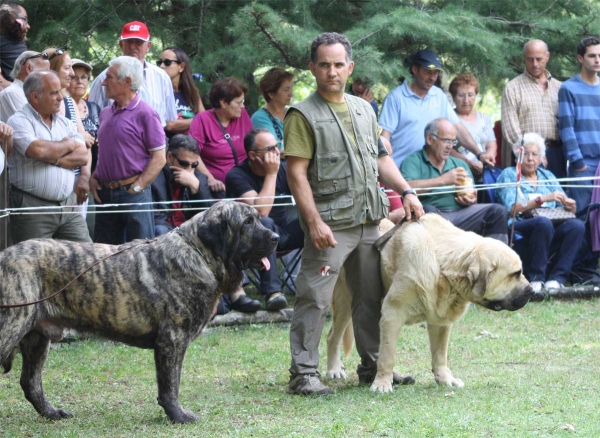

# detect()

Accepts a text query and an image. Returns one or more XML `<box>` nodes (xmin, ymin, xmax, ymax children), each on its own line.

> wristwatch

<box><xmin>401</xmin><ymin>189</ymin><xmax>417</xmax><ymax>199</ymax></box>
<box><xmin>132</xmin><ymin>185</ymin><xmax>142</xmax><ymax>194</ymax></box>
<box><xmin>535</xmin><ymin>196</ymin><xmax>543</xmax><ymax>206</ymax></box>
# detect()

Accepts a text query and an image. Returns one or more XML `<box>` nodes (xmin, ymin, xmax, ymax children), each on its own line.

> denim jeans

<box><xmin>513</xmin><ymin>217</ymin><xmax>585</xmax><ymax>284</ymax></box>
<box><xmin>568</xmin><ymin>162</ymin><xmax>597</xmax><ymax>215</ymax></box>
<box><xmin>94</xmin><ymin>186</ymin><xmax>155</xmax><ymax>244</ymax></box>
<box><xmin>257</xmin><ymin>216</ymin><xmax>304</xmax><ymax>296</ymax></box>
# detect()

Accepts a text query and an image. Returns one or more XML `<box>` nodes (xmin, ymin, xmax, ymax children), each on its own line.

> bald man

<box><xmin>501</xmin><ymin>39</ymin><xmax>565</xmax><ymax>178</ymax></box>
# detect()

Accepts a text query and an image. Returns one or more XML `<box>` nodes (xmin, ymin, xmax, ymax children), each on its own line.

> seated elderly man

<box><xmin>400</xmin><ymin>118</ymin><xmax>508</xmax><ymax>243</ymax></box>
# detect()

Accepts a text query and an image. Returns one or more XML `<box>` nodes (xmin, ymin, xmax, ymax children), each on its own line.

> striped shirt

<box><xmin>501</xmin><ymin>70</ymin><xmax>561</xmax><ymax>151</ymax></box>
<box><xmin>558</xmin><ymin>74</ymin><xmax>600</xmax><ymax>170</ymax></box>
<box><xmin>88</xmin><ymin>60</ymin><xmax>177</xmax><ymax>127</ymax></box>
<box><xmin>7</xmin><ymin>103</ymin><xmax>85</xmax><ymax>201</ymax></box>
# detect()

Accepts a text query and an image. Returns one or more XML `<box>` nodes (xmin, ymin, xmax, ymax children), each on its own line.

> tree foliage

<box><xmin>20</xmin><ymin>0</ymin><xmax>600</xmax><ymax>110</ymax></box>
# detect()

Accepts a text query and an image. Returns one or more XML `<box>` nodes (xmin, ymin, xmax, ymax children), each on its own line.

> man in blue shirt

<box><xmin>559</xmin><ymin>36</ymin><xmax>600</xmax><ymax>214</ymax></box>
<box><xmin>379</xmin><ymin>49</ymin><xmax>491</xmax><ymax>168</ymax></box>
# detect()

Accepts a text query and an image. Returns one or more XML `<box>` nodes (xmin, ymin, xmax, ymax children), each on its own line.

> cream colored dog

<box><xmin>326</xmin><ymin>214</ymin><xmax>533</xmax><ymax>393</ymax></box>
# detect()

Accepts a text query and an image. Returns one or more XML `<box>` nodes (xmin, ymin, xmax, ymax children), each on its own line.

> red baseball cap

<box><xmin>120</xmin><ymin>21</ymin><xmax>150</xmax><ymax>41</ymax></box>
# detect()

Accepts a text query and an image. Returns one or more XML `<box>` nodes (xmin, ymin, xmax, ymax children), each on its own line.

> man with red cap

<box><xmin>88</xmin><ymin>21</ymin><xmax>177</xmax><ymax>127</ymax></box>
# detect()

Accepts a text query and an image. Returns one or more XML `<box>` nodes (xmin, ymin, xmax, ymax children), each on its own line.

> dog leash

<box><xmin>374</xmin><ymin>216</ymin><xmax>420</xmax><ymax>252</ymax></box>
<box><xmin>0</xmin><ymin>239</ymin><xmax>156</xmax><ymax>309</ymax></box>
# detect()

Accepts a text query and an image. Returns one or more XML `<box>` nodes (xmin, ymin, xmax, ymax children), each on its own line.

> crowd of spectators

<box><xmin>1</xmin><ymin>3</ymin><xmax>600</xmax><ymax>316</ymax></box>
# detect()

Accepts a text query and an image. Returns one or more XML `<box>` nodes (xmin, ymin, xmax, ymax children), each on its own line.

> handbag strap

<box><xmin>213</xmin><ymin>111</ymin><xmax>239</xmax><ymax>166</ymax></box>
<box><xmin>262</xmin><ymin>108</ymin><xmax>283</xmax><ymax>143</ymax></box>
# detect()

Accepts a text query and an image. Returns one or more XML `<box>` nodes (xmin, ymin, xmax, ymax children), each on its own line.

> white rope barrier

<box><xmin>0</xmin><ymin>174</ymin><xmax>599</xmax><ymax>219</ymax></box>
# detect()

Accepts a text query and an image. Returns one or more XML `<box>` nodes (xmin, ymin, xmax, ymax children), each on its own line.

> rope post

<box><xmin>0</xmin><ymin>138</ymin><xmax>8</xmax><ymax>251</ymax></box>
<box><xmin>509</xmin><ymin>145</ymin><xmax>525</xmax><ymax>247</ymax></box>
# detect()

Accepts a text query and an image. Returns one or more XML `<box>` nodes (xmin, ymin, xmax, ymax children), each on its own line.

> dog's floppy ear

<box><xmin>197</xmin><ymin>218</ymin><xmax>227</xmax><ymax>260</ymax></box>
<box><xmin>465</xmin><ymin>249</ymin><xmax>492</xmax><ymax>298</ymax></box>
<box><xmin>196</xmin><ymin>202</ymin><xmax>232</xmax><ymax>261</ymax></box>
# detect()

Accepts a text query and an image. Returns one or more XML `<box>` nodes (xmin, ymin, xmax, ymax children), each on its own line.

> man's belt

<box><xmin>101</xmin><ymin>174</ymin><xmax>140</xmax><ymax>189</ymax></box>
<box><xmin>545</xmin><ymin>139</ymin><xmax>562</xmax><ymax>149</ymax></box>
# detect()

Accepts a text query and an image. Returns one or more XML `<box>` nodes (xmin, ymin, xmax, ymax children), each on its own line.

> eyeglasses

<box><xmin>73</xmin><ymin>75</ymin><xmax>89</xmax><ymax>82</ymax></box>
<box><xmin>231</xmin><ymin>98</ymin><xmax>245</xmax><ymax>106</ymax></box>
<box><xmin>431</xmin><ymin>133</ymin><xmax>458</xmax><ymax>147</ymax></box>
<box><xmin>173</xmin><ymin>155</ymin><xmax>199</xmax><ymax>169</ymax></box>
<box><xmin>22</xmin><ymin>52</ymin><xmax>49</xmax><ymax>64</ymax></box>
<box><xmin>253</xmin><ymin>145</ymin><xmax>279</xmax><ymax>153</ymax></box>
<box><xmin>48</xmin><ymin>49</ymin><xmax>64</xmax><ymax>62</ymax></box>
<box><xmin>156</xmin><ymin>59</ymin><xmax>181</xmax><ymax>67</ymax></box>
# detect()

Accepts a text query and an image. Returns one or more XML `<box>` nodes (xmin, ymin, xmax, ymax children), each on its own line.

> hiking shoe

<box><xmin>359</xmin><ymin>370</ymin><xmax>415</xmax><ymax>386</ymax></box>
<box><xmin>288</xmin><ymin>374</ymin><xmax>334</xmax><ymax>395</ymax></box>
<box><xmin>230</xmin><ymin>294</ymin><xmax>261</xmax><ymax>313</ymax></box>
<box><xmin>266</xmin><ymin>292</ymin><xmax>288</xmax><ymax>311</ymax></box>
<box><xmin>544</xmin><ymin>280</ymin><xmax>563</xmax><ymax>290</ymax></box>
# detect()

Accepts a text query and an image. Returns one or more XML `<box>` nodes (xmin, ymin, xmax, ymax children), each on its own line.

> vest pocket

<box><xmin>314</xmin><ymin>152</ymin><xmax>351</xmax><ymax>195</ymax></box>
<box><xmin>315</xmin><ymin>197</ymin><xmax>354</xmax><ymax>223</ymax></box>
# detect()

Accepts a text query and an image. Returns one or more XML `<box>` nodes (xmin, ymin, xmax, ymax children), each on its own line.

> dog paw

<box><xmin>171</xmin><ymin>409</ymin><xmax>199</xmax><ymax>423</ymax></box>
<box><xmin>435</xmin><ymin>376</ymin><xmax>464</xmax><ymax>388</ymax></box>
<box><xmin>42</xmin><ymin>407</ymin><xmax>73</xmax><ymax>420</ymax></box>
<box><xmin>326</xmin><ymin>368</ymin><xmax>347</xmax><ymax>380</ymax></box>
<box><xmin>370</xmin><ymin>378</ymin><xmax>393</xmax><ymax>393</ymax></box>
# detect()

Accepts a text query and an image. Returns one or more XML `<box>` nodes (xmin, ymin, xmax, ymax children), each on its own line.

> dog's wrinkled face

<box><xmin>195</xmin><ymin>201</ymin><xmax>279</xmax><ymax>271</ymax></box>
<box><xmin>467</xmin><ymin>239</ymin><xmax>533</xmax><ymax>312</ymax></box>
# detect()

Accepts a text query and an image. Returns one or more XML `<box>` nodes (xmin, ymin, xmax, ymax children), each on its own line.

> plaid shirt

<box><xmin>501</xmin><ymin>70</ymin><xmax>561</xmax><ymax>151</ymax></box>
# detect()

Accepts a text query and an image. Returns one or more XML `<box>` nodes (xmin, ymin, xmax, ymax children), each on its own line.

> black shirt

<box><xmin>226</xmin><ymin>159</ymin><xmax>291</xmax><ymax>226</ymax></box>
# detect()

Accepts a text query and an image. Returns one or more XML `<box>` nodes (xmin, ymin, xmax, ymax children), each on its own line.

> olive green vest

<box><xmin>291</xmin><ymin>92</ymin><xmax>389</xmax><ymax>231</ymax></box>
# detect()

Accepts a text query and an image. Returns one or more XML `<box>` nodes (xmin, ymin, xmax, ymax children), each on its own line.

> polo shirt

<box><xmin>400</xmin><ymin>147</ymin><xmax>472</xmax><ymax>211</ymax></box>
<box><xmin>379</xmin><ymin>82</ymin><xmax>458</xmax><ymax>167</ymax></box>
<box><xmin>7</xmin><ymin>103</ymin><xmax>84</xmax><ymax>201</ymax></box>
<box><xmin>95</xmin><ymin>94</ymin><xmax>165</xmax><ymax>183</ymax></box>
<box><xmin>88</xmin><ymin>60</ymin><xmax>177</xmax><ymax>126</ymax></box>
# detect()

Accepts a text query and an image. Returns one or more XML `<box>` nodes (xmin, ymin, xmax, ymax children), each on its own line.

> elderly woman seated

<box><xmin>496</xmin><ymin>133</ymin><xmax>584</xmax><ymax>293</ymax></box>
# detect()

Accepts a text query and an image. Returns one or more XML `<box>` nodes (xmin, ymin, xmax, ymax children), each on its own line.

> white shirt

<box><xmin>0</xmin><ymin>79</ymin><xmax>26</xmax><ymax>123</ymax></box>
<box><xmin>88</xmin><ymin>59</ymin><xmax>177</xmax><ymax>127</ymax></box>
<box><xmin>7</xmin><ymin>104</ymin><xmax>85</xmax><ymax>201</ymax></box>
<box><xmin>0</xmin><ymin>147</ymin><xmax>4</xmax><ymax>176</ymax></box>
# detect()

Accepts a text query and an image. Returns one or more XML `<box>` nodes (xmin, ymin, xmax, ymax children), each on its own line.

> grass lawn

<box><xmin>1</xmin><ymin>298</ymin><xmax>599</xmax><ymax>437</ymax></box>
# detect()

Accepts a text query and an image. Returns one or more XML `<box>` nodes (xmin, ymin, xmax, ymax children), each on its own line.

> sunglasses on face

<box><xmin>173</xmin><ymin>155</ymin><xmax>199</xmax><ymax>169</ymax></box>
<box><xmin>156</xmin><ymin>59</ymin><xmax>181</xmax><ymax>67</ymax></box>
<box><xmin>22</xmin><ymin>52</ymin><xmax>49</xmax><ymax>64</ymax></box>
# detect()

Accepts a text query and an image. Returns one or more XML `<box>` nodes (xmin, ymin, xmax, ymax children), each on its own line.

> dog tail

<box><xmin>2</xmin><ymin>348</ymin><xmax>16</xmax><ymax>374</ymax></box>
<box><xmin>342</xmin><ymin>325</ymin><xmax>354</xmax><ymax>359</ymax></box>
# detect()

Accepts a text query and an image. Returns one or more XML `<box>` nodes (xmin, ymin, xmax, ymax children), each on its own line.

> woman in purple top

<box><xmin>188</xmin><ymin>77</ymin><xmax>252</xmax><ymax>196</ymax></box>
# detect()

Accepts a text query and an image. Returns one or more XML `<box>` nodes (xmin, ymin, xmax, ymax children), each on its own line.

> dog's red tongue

<box><xmin>261</xmin><ymin>257</ymin><xmax>271</xmax><ymax>271</ymax></box>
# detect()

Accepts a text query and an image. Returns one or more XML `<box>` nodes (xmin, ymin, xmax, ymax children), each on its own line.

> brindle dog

<box><xmin>0</xmin><ymin>201</ymin><xmax>278</xmax><ymax>423</ymax></box>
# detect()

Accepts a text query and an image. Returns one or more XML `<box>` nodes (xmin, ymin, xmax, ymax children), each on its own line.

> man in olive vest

<box><xmin>284</xmin><ymin>32</ymin><xmax>424</xmax><ymax>395</ymax></box>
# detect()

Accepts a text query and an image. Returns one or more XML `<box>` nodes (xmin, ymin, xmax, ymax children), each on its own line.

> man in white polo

<box><xmin>88</xmin><ymin>20</ymin><xmax>176</xmax><ymax>127</ymax></box>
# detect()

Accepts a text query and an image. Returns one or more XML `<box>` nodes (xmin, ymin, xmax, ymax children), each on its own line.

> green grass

<box><xmin>1</xmin><ymin>299</ymin><xmax>599</xmax><ymax>437</ymax></box>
